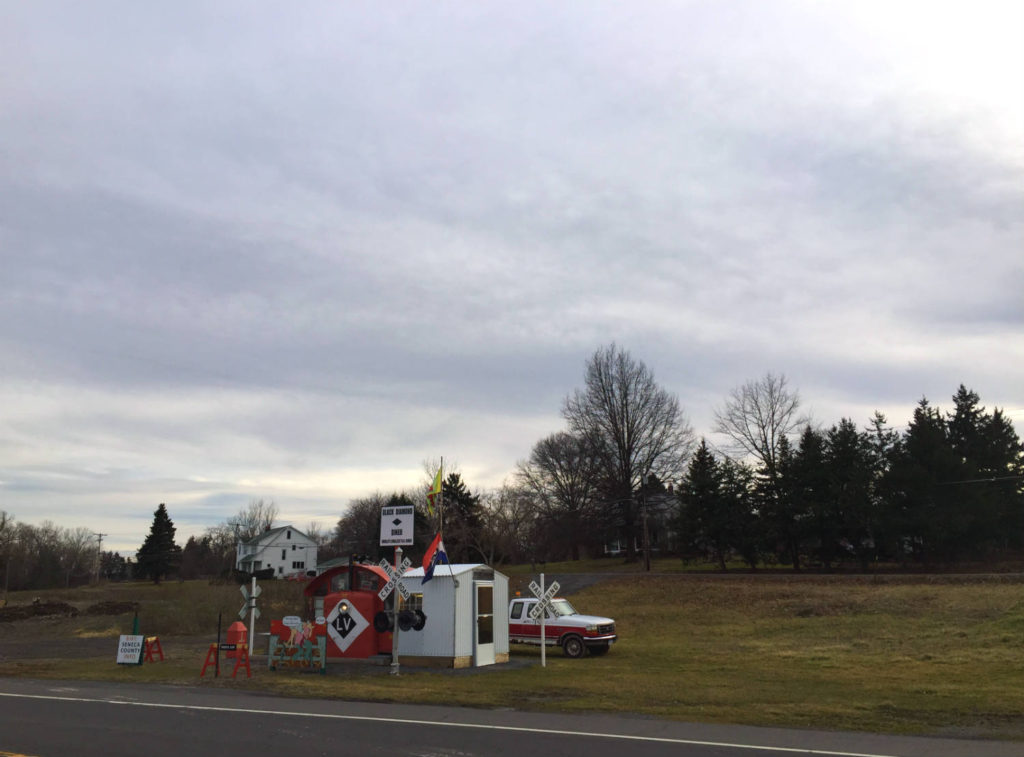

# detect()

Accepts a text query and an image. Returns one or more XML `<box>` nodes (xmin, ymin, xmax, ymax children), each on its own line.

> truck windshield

<box><xmin>550</xmin><ymin>599</ymin><xmax>577</xmax><ymax>616</ymax></box>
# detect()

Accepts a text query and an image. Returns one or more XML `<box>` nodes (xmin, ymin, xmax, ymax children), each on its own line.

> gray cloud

<box><xmin>2</xmin><ymin>2</ymin><xmax>1021</xmax><ymax>552</ymax></box>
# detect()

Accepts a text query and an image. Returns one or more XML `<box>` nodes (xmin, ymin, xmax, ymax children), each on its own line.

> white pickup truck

<box><xmin>508</xmin><ymin>596</ymin><xmax>617</xmax><ymax>658</ymax></box>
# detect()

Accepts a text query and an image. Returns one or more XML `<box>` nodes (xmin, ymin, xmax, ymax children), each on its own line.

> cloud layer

<box><xmin>2</xmin><ymin>2</ymin><xmax>1022</xmax><ymax>553</ymax></box>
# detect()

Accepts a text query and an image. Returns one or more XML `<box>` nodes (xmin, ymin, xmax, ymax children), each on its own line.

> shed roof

<box><xmin>401</xmin><ymin>563</ymin><xmax>506</xmax><ymax>579</ymax></box>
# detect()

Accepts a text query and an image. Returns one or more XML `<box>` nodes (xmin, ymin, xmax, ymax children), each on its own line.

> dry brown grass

<box><xmin>2</xmin><ymin>573</ymin><xmax>1022</xmax><ymax>740</ymax></box>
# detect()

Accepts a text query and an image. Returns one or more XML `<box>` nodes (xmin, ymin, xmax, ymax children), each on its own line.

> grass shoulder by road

<box><xmin>1</xmin><ymin>571</ymin><xmax>1022</xmax><ymax>741</ymax></box>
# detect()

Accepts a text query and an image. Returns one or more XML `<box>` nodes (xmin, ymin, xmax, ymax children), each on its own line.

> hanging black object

<box><xmin>373</xmin><ymin>611</ymin><xmax>392</xmax><ymax>633</ymax></box>
<box><xmin>412</xmin><ymin>609</ymin><xmax>426</xmax><ymax>631</ymax></box>
<box><xmin>397</xmin><ymin>609</ymin><xmax>416</xmax><ymax>632</ymax></box>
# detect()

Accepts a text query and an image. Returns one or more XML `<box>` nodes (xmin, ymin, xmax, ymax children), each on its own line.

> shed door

<box><xmin>473</xmin><ymin>581</ymin><xmax>495</xmax><ymax>666</ymax></box>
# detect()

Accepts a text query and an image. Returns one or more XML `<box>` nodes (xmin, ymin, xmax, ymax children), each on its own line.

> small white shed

<box><xmin>397</xmin><ymin>563</ymin><xmax>509</xmax><ymax>668</ymax></box>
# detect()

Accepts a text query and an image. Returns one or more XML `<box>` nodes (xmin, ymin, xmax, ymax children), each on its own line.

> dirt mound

<box><xmin>0</xmin><ymin>601</ymin><xmax>79</xmax><ymax>623</ymax></box>
<box><xmin>83</xmin><ymin>601</ymin><xmax>139</xmax><ymax>616</ymax></box>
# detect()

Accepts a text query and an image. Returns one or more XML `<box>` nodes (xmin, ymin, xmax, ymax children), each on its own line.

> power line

<box><xmin>936</xmin><ymin>475</ymin><xmax>1024</xmax><ymax>486</ymax></box>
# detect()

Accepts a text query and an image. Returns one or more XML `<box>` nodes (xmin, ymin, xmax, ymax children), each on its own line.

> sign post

<box><xmin>378</xmin><ymin>549</ymin><xmax>411</xmax><ymax>676</ymax></box>
<box><xmin>528</xmin><ymin>574</ymin><xmax>560</xmax><ymax>668</ymax></box>
<box><xmin>240</xmin><ymin>578</ymin><xmax>262</xmax><ymax>654</ymax></box>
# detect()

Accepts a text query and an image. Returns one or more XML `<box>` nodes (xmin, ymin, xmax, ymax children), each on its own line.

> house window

<box><xmin>278</xmin><ymin>566</ymin><xmax>283</xmax><ymax>575</ymax></box>
<box><xmin>287</xmin><ymin>530</ymin><xmax>291</xmax><ymax>539</ymax></box>
<box><xmin>292</xmin><ymin>544</ymin><xmax>296</xmax><ymax>551</ymax></box>
<box><xmin>281</xmin><ymin>549</ymin><xmax>286</xmax><ymax>560</ymax></box>
<box><xmin>292</xmin><ymin>561</ymin><xmax>305</xmax><ymax>569</ymax></box>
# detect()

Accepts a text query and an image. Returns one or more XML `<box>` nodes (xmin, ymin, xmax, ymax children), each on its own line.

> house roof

<box><xmin>239</xmin><ymin>524</ymin><xmax>311</xmax><ymax>546</ymax></box>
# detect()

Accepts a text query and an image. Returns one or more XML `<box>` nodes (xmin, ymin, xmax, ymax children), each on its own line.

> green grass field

<box><xmin>2</xmin><ymin>569</ymin><xmax>1023</xmax><ymax>740</ymax></box>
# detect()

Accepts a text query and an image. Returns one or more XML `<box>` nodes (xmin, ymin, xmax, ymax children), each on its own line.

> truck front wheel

<box><xmin>562</xmin><ymin>634</ymin><xmax>585</xmax><ymax>658</ymax></box>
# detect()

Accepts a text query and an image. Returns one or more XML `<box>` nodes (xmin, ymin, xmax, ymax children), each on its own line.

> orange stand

<box><xmin>232</xmin><ymin>644</ymin><xmax>251</xmax><ymax>678</ymax></box>
<box><xmin>200</xmin><ymin>642</ymin><xmax>251</xmax><ymax>678</ymax></box>
<box><xmin>144</xmin><ymin>636</ymin><xmax>164</xmax><ymax>662</ymax></box>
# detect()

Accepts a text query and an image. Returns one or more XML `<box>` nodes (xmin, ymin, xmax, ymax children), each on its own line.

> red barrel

<box><xmin>226</xmin><ymin>621</ymin><xmax>247</xmax><ymax>658</ymax></box>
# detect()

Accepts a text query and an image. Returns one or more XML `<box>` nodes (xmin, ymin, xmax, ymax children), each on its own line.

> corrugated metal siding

<box><xmin>493</xmin><ymin>572</ymin><xmax>509</xmax><ymax>654</ymax></box>
<box><xmin>395</xmin><ymin>568</ymin><xmax>510</xmax><ymax>662</ymax></box>
<box><xmin>397</xmin><ymin>573</ymin><xmax>457</xmax><ymax>657</ymax></box>
<box><xmin>455</xmin><ymin>575</ymin><xmax>473</xmax><ymax>657</ymax></box>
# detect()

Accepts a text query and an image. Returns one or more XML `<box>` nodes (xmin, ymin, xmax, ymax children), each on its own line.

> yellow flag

<box><xmin>426</xmin><ymin>466</ymin><xmax>442</xmax><ymax>515</ymax></box>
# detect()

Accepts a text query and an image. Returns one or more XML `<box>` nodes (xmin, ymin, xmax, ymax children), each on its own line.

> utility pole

<box><xmin>94</xmin><ymin>533</ymin><xmax>106</xmax><ymax>583</ymax></box>
<box><xmin>641</xmin><ymin>475</ymin><xmax>651</xmax><ymax>572</ymax></box>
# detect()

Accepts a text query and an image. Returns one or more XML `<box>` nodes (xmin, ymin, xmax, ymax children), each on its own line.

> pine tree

<box><xmin>136</xmin><ymin>503</ymin><xmax>182</xmax><ymax>584</ymax></box>
<box><xmin>826</xmin><ymin>418</ymin><xmax>877</xmax><ymax>570</ymax></box>
<box><xmin>678</xmin><ymin>439</ymin><xmax>724</xmax><ymax>567</ymax></box>
<box><xmin>889</xmin><ymin>399</ymin><xmax>961</xmax><ymax>563</ymax></box>
<box><xmin>441</xmin><ymin>473</ymin><xmax>483</xmax><ymax>562</ymax></box>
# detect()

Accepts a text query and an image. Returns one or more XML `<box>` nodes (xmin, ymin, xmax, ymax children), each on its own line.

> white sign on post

<box><xmin>380</xmin><ymin>505</ymin><xmax>415</xmax><ymax>546</ymax></box>
<box><xmin>116</xmin><ymin>634</ymin><xmax>145</xmax><ymax>664</ymax></box>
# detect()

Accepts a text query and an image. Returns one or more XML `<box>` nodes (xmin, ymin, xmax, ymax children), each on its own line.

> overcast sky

<box><xmin>2</xmin><ymin>1</ymin><xmax>1022</xmax><ymax>555</ymax></box>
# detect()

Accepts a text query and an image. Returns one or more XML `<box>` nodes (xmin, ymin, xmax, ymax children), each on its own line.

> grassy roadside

<box><xmin>1</xmin><ymin>572</ymin><xmax>1023</xmax><ymax>740</ymax></box>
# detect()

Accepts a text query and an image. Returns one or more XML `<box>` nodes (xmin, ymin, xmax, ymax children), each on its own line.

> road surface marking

<box><xmin>0</xmin><ymin>691</ymin><xmax>900</xmax><ymax>757</ymax></box>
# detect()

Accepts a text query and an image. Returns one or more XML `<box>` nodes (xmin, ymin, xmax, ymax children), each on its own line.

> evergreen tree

<box><xmin>793</xmin><ymin>426</ymin><xmax>835</xmax><ymax>567</ymax></box>
<box><xmin>136</xmin><ymin>503</ymin><xmax>182</xmax><ymax>584</ymax></box>
<box><xmin>826</xmin><ymin>418</ymin><xmax>877</xmax><ymax>570</ymax></box>
<box><xmin>946</xmin><ymin>386</ymin><xmax>1024</xmax><ymax>554</ymax></box>
<box><xmin>719</xmin><ymin>458</ymin><xmax>759</xmax><ymax>569</ymax></box>
<box><xmin>866</xmin><ymin>412</ymin><xmax>901</xmax><ymax>561</ymax></box>
<box><xmin>441</xmin><ymin>473</ymin><xmax>483</xmax><ymax>562</ymax></box>
<box><xmin>759</xmin><ymin>435</ymin><xmax>806</xmax><ymax>569</ymax></box>
<box><xmin>888</xmin><ymin>399</ymin><xmax>961</xmax><ymax>563</ymax></box>
<box><xmin>678</xmin><ymin>439</ymin><xmax>725</xmax><ymax>567</ymax></box>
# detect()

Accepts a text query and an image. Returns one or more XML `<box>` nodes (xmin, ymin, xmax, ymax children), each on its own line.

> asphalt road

<box><xmin>0</xmin><ymin>679</ymin><xmax>1019</xmax><ymax>757</ymax></box>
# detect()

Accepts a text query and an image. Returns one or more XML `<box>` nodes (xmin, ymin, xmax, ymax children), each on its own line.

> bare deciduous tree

<box><xmin>229</xmin><ymin>498</ymin><xmax>279</xmax><ymax>542</ymax></box>
<box><xmin>517</xmin><ymin>431</ymin><xmax>602</xmax><ymax>560</ymax></box>
<box><xmin>563</xmin><ymin>344</ymin><xmax>694</xmax><ymax>559</ymax></box>
<box><xmin>713</xmin><ymin>372</ymin><xmax>808</xmax><ymax>483</ymax></box>
<box><xmin>334</xmin><ymin>493</ymin><xmax>390</xmax><ymax>559</ymax></box>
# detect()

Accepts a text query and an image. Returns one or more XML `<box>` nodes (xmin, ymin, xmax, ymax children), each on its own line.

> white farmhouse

<box><xmin>235</xmin><ymin>525</ymin><xmax>317</xmax><ymax>578</ymax></box>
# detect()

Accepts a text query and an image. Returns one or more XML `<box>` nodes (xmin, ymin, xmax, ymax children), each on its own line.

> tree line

<box><xmin>0</xmin><ymin>514</ymin><xmax>100</xmax><ymax>592</ymax></box>
<box><xmin>3</xmin><ymin>345</ymin><xmax>1021</xmax><ymax>590</ymax></box>
<box><xmin>375</xmin><ymin>348</ymin><xmax>1023</xmax><ymax>571</ymax></box>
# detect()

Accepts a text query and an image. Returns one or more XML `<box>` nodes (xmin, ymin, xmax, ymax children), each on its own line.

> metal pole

<box><xmin>248</xmin><ymin>575</ymin><xmax>257</xmax><ymax>654</ymax></box>
<box><xmin>642</xmin><ymin>474</ymin><xmax>651</xmax><ymax>572</ymax></box>
<box><xmin>390</xmin><ymin>546</ymin><xmax>402</xmax><ymax>676</ymax></box>
<box><xmin>540</xmin><ymin>572</ymin><xmax>546</xmax><ymax>668</ymax></box>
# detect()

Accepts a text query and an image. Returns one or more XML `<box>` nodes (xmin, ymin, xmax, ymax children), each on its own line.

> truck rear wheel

<box><xmin>562</xmin><ymin>634</ymin><xmax>585</xmax><ymax>658</ymax></box>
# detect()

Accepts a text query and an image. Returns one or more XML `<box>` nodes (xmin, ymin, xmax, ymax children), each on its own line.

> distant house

<box><xmin>236</xmin><ymin>526</ymin><xmax>317</xmax><ymax>578</ymax></box>
<box><xmin>603</xmin><ymin>485</ymin><xmax>677</xmax><ymax>557</ymax></box>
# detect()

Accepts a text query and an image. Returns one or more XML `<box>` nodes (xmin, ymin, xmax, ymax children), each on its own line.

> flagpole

<box><xmin>436</xmin><ymin>458</ymin><xmax>456</xmax><ymax>659</ymax></box>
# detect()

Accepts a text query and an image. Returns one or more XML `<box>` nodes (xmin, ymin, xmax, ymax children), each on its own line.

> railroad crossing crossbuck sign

<box><xmin>378</xmin><ymin>557</ymin><xmax>412</xmax><ymax>602</ymax></box>
<box><xmin>528</xmin><ymin>579</ymin><xmax>560</xmax><ymax>620</ymax></box>
<box><xmin>239</xmin><ymin>582</ymin><xmax>262</xmax><ymax>620</ymax></box>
